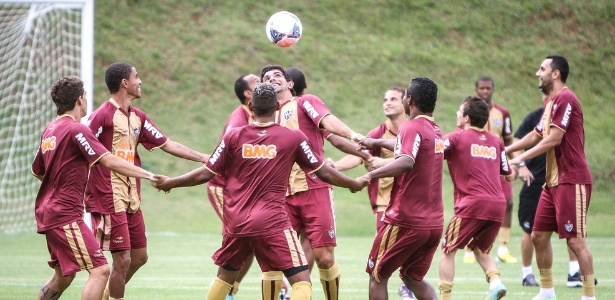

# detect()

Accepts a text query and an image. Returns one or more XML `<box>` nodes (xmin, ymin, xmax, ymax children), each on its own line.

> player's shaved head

<box><xmin>251</xmin><ymin>83</ymin><xmax>278</xmax><ymax>116</ymax></box>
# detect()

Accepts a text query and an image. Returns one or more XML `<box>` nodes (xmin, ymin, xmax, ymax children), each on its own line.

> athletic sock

<box><xmin>438</xmin><ymin>280</ymin><xmax>453</xmax><ymax>300</ymax></box>
<box><xmin>569</xmin><ymin>260</ymin><xmax>580</xmax><ymax>276</ymax></box>
<box><xmin>498</xmin><ymin>227</ymin><xmax>511</xmax><ymax>250</ymax></box>
<box><xmin>291</xmin><ymin>281</ymin><xmax>312</xmax><ymax>300</ymax></box>
<box><xmin>485</xmin><ymin>269</ymin><xmax>502</xmax><ymax>289</ymax></box>
<box><xmin>582</xmin><ymin>274</ymin><xmax>596</xmax><ymax>297</ymax></box>
<box><xmin>319</xmin><ymin>262</ymin><xmax>341</xmax><ymax>300</ymax></box>
<box><xmin>522</xmin><ymin>265</ymin><xmax>534</xmax><ymax>278</ymax></box>
<box><xmin>261</xmin><ymin>271</ymin><xmax>283</xmax><ymax>300</ymax></box>
<box><xmin>207</xmin><ymin>277</ymin><xmax>232</xmax><ymax>300</ymax></box>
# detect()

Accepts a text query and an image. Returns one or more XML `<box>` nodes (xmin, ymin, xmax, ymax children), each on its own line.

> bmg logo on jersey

<box><xmin>41</xmin><ymin>136</ymin><xmax>56</xmax><ymax>153</ymax></box>
<box><xmin>470</xmin><ymin>144</ymin><xmax>497</xmax><ymax>159</ymax></box>
<box><xmin>242</xmin><ymin>144</ymin><xmax>277</xmax><ymax>159</ymax></box>
<box><xmin>434</xmin><ymin>138</ymin><xmax>445</xmax><ymax>154</ymax></box>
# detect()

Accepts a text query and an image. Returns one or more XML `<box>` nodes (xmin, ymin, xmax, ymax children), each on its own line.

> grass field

<box><xmin>1</xmin><ymin>231</ymin><xmax>613</xmax><ymax>300</ymax></box>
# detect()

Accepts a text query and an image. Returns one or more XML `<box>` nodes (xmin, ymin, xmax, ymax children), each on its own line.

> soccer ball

<box><xmin>266</xmin><ymin>11</ymin><xmax>302</xmax><ymax>48</ymax></box>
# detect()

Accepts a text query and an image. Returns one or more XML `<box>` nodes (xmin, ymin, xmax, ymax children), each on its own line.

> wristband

<box><xmin>518</xmin><ymin>161</ymin><xmax>526</xmax><ymax>168</ymax></box>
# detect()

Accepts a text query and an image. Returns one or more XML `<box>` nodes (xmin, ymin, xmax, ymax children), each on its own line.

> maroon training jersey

<box><xmin>277</xmin><ymin>94</ymin><xmax>332</xmax><ymax>195</ymax></box>
<box><xmin>535</xmin><ymin>88</ymin><xmax>592</xmax><ymax>187</ymax></box>
<box><xmin>443</xmin><ymin>127</ymin><xmax>512</xmax><ymax>222</ymax></box>
<box><xmin>384</xmin><ymin>116</ymin><xmax>444</xmax><ymax>230</ymax></box>
<box><xmin>31</xmin><ymin>115</ymin><xmax>109</xmax><ymax>233</ymax></box>
<box><xmin>205</xmin><ymin>122</ymin><xmax>325</xmax><ymax>236</ymax></box>
<box><xmin>86</xmin><ymin>99</ymin><xmax>168</xmax><ymax>214</ymax></box>
<box><xmin>209</xmin><ymin>105</ymin><xmax>253</xmax><ymax>187</ymax></box>
<box><xmin>366</xmin><ymin>122</ymin><xmax>397</xmax><ymax>212</ymax></box>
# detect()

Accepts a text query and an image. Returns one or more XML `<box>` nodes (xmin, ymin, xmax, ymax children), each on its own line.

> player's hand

<box><xmin>359</xmin><ymin>138</ymin><xmax>378</xmax><ymax>150</ymax></box>
<box><xmin>350</xmin><ymin>132</ymin><xmax>365</xmax><ymax>143</ymax></box>
<box><xmin>518</xmin><ymin>165</ymin><xmax>534</xmax><ymax>186</ymax></box>
<box><xmin>152</xmin><ymin>175</ymin><xmax>172</xmax><ymax>193</ymax></box>
<box><xmin>325</xmin><ymin>157</ymin><xmax>336</xmax><ymax>169</ymax></box>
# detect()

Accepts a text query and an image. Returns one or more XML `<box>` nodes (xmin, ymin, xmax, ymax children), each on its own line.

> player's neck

<box><xmin>110</xmin><ymin>93</ymin><xmax>134</xmax><ymax>112</ymax></box>
<box><xmin>276</xmin><ymin>90</ymin><xmax>293</xmax><ymax>103</ymax></box>
<box><xmin>549</xmin><ymin>83</ymin><xmax>568</xmax><ymax>98</ymax></box>
<box><xmin>386</xmin><ymin>115</ymin><xmax>405</xmax><ymax>133</ymax></box>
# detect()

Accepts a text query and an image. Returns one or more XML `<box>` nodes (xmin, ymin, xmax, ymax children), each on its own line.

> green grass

<box><xmin>1</xmin><ymin>232</ymin><xmax>613</xmax><ymax>299</ymax></box>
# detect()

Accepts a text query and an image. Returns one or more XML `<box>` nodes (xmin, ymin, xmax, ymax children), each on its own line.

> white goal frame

<box><xmin>0</xmin><ymin>0</ymin><xmax>94</xmax><ymax>233</ymax></box>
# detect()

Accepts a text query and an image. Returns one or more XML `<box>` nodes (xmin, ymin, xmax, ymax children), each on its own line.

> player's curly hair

<box><xmin>462</xmin><ymin>96</ymin><xmax>489</xmax><ymax>128</ymax></box>
<box><xmin>105</xmin><ymin>62</ymin><xmax>133</xmax><ymax>94</ymax></box>
<box><xmin>406</xmin><ymin>77</ymin><xmax>438</xmax><ymax>113</ymax></box>
<box><xmin>50</xmin><ymin>76</ymin><xmax>84</xmax><ymax>115</ymax></box>
<box><xmin>251</xmin><ymin>83</ymin><xmax>278</xmax><ymax>115</ymax></box>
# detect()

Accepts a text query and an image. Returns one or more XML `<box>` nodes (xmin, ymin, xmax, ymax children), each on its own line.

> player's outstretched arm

<box><xmin>332</xmin><ymin>154</ymin><xmax>363</xmax><ymax>171</ymax></box>
<box><xmin>153</xmin><ymin>166</ymin><xmax>215</xmax><ymax>193</ymax></box>
<box><xmin>365</xmin><ymin>156</ymin><xmax>414</xmax><ymax>180</ymax></box>
<box><xmin>359</xmin><ymin>137</ymin><xmax>395</xmax><ymax>151</ymax></box>
<box><xmin>314</xmin><ymin>164</ymin><xmax>367</xmax><ymax>192</ymax></box>
<box><xmin>327</xmin><ymin>134</ymin><xmax>372</xmax><ymax>163</ymax></box>
<box><xmin>161</xmin><ymin>140</ymin><xmax>210</xmax><ymax>163</ymax></box>
<box><xmin>505</xmin><ymin>131</ymin><xmax>541</xmax><ymax>155</ymax></box>
<box><xmin>320</xmin><ymin>114</ymin><xmax>364</xmax><ymax>142</ymax></box>
<box><xmin>99</xmin><ymin>154</ymin><xmax>155</xmax><ymax>181</ymax></box>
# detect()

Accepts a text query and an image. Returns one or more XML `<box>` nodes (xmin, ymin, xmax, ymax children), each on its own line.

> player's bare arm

<box><xmin>505</xmin><ymin>130</ymin><xmax>542</xmax><ymax>156</ymax></box>
<box><xmin>327</xmin><ymin>134</ymin><xmax>372</xmax><ymax>161</ymax></box>
<box><xmin>314</xmin><ymin>164</ymin><xmax>366</xmax><ymax>193</ymax></box>
<box><xmin>161</xmin><ymin>140</ymin><xmax>210</xmax><ymax>163</ymax></box>
<box><xmin>359</xmin><ymin>137</ymin><xmax>395</xmax><ymax>151</ymax></box>
<box><xmin>365</xmin><ymin>156</ymin><xmax>414</xmax><ymax>180</ymax></box>
<box><xmin>319</xmin><ymin>114</ymin><xmax>364</xmax><ymax>142</ymax></box>
<box><xmin>99</xmin><ymin>154</ymin><xmax>156</xmax><ymax>181</ymax></box>
<box><xmin>509</xmin><ymin>127</ymin><xmax>564</xmax><ymax>165</ymax></box>
<box><xmin>332</xmin><ymin>154</ymin><xmax>363</xmax><ymax>171</ymax></box>
<box><xmin>154</xmin><ymin>166</ymin><xmax>215</xmax><ymax>192</ymax></box>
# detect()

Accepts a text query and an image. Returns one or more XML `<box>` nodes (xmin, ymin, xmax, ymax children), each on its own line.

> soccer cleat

<box><xmin>226</xmin><ymin>295</ymin><xmax>235</xmax><ymax>300</ymax></box>
<box><xmin>566</xmin><ymin>271</ymin><xmax>598</xmax><ymax>288</ymax></box>
<box><xmin>496</xmin><ymin>250</ymin><xmax>518</xmax><ymax>263</ymax></box>
<box><xmin>398</xmin><ymin>283</ymin><xmax>415</xmax><ymax>299</ymax></box>
<box><xmin>531</xmin><ymin>295</ymin><xmax>557</xmax><ymax>300</ymax></box>
<box><xmin>485</xmin><ymin>283</ymin><xmax>507</xmax><ymax>300</ymax></box>
<box><xmin>463</xmin><ymin>252</ymin><xmax>476</xmax><ymax>264</ymax></box>
<box><xmin>522</xmin><ymin>274</ymin><xmax>539</xmax><ymax>287</ymax></box>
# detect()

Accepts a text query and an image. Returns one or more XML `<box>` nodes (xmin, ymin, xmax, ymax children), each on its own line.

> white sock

<box><xmin>522</xmin><ymin>266</ymin><xmax>533</xmax><ymax>278</ymax></box>
<box><xmin>581</xmin><ymin>297</ymin><xmax>596</xmax><ymax>300</ymax></box>
<box><xmin>489</xmin><ymin>278</ymin><xmax>502</xmax><ymax>289</ymax></box>
<box><xmin>497</xmin><ymin>246</ymin><xmax>508</xmax><ymax>255</ymax></box>
<box><xmin>540</xmin><ymin>287</ymin><xmax>556</xmax><ymax>297</ymax></box>
<box><xmin>569</xmin><ymin>260</ymin><xmax>580</xmax><ymax>276</ymax></box>
<box><xmin>464</xmin><ymin>250</ymin><xmax>474</xmax><ymax>257</ymax></box>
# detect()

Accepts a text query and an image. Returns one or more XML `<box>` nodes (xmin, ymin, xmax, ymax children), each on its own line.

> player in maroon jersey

<box><xmin>206</xmin><ymin>73</ymin><xmax>260</xmax><ymax>299</ymax></box>
<box><xmin>438</xmin><ymin>96</ymin><xmax>515</xmax><ymax>300</ymax></box>
<box><xmin>261</xmin><ymin>65</ymin><xmax>370</xmax><ymax>300</ymax></box>
<box><xmin>507</xmin><ymin>55</ymin><xmax>595</xmax><ymax>300</ymax></box>
<box><xmin>359</xmin><ymin>77</ymin><xmax>443</xmax><ymax>300</ymax></box>
<box><xmin>86</xmin><ymin>62</ymin><xmax>209</xmax><ymax>300</ymax></box>
<box><xmin>331</xmin><ymin>86</ymin><xmax>413</xmax><ymax>299</ymax></box>
<box><xmin>152</xmin><ymin>83</ymin><xmax>367</xmax><ymax>300</ymax></box>
<box><xmin>31</xmin><ymin>76</ymin><xmax>158</xmax><ymax>300</ymax></box>
<box><xmin>463</xmin><ymin>76</ymin><xmax>518</xmax><ymax>264</ymax></box>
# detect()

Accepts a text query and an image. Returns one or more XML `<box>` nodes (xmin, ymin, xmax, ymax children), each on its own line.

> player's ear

<box><xmin>275</xmin><ymin>102</ymin><xmax>280</xmax><ymax>111</ymax></box>
<box><xmin>288</xmin><ymin>80</ymin><xmax>294</xmax><ymax>90</ymax></box>
<box><xmin>248</xmin><ymin>101</ymin><xmax>254</xmax><ymax>112</ymax></box>
<box><xmin>244</xmin><ymin>89</ymin><xmax>252</xmax><ymax>100</ymax></box>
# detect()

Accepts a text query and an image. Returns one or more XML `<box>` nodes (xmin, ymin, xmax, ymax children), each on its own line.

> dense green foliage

<box><xmin>93</xmin><ymin>0</ymin><xmax>614</xmax><ymax>236</ymax></box>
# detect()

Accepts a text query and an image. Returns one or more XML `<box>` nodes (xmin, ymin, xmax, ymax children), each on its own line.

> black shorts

<box><xmin>517</xmin><ymin>179</ymin><xmax>545</xmax><ymax>234</ymax></box>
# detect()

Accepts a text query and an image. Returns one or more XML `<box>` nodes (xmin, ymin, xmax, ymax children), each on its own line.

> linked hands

<box><xmin>150</xmin><ymin>174</ymin><xmax>172</xmax><ymax>193</ymax></box>
<box><xmin>358</xmin><ymin>137</ymin><xmax>378</xmax><ymax>151</ymax></box>
<box><xmin>350</xmin><ymin>175</ymin><xmax>370</xmax><ymax>193</ymax></box>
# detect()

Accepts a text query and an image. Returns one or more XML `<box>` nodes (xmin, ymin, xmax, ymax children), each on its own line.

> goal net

<box><xmin>0</xmin><ymin>0</ymin><xmax>93</xmax><ymax>233</ymax></box>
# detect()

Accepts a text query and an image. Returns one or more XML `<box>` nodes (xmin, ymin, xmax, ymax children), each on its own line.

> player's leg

<box><xmin>496</xmin><ymin>180</ymin><xmax>517</xmax><ymax>263</ymax></box>
<box><xmin>519</xmin><ymin>182</ymin><xmax>540</xmax><ymax>286</ymax></box>
<box><xmin>83</xmin><ymin>264</ymin><xmax>111</xmax><ymax>300</ymax></box>
<box><xmin>39</xmin><ymin>266</ymin><xmax>75</xmax><ymax>300</ymax></box>
<box><xmin>231</xmin><ymin>253</ymin><xmax>254</xmax><ymax>296</ymax></box>
<box><xmin>299</xmin><ymin>231</ymin><xmax>314</xmax><ymax>271</ymax></box>
<box><xmin>557</xmin><ymin>184</ymin><xmax>595</xmax><ymax>299</ymax></box>
<box><xmin>125</xmin><ymin>208</ymin><xmax>148</xmax><ymax>283</ymax></box>
<box><xmin>208</xmin><ymin>267</ymin><xmax>238</xmax><ymax>300</ymax></box>
<box><xmin>438</xmin><ymin>250</ymin><xmax>456</xmax><ymax>300</ymax></box>
<box><xmin>439</xmin><ymin>216</ymin><xmax>470</xmax><ymax>300</ymax></box>
<box><xmin>368</xmin><ymin>274</ymin><xmax>389</xmax><ymax>300</ymax></box>
<box><xmin>531</xmin><ymin>187</ymin><xmax>557</xmax><ymax>299</ymax></box>
<box><xmin>284</xmin><ymin>268</ymin><xmax>312</xmax><ymax>300</ymax></box>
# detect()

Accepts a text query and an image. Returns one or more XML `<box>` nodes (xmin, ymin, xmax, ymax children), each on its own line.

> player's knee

<box><xmin>112</xmin><ymin>251</ymin><xmax>132</xmax><ymax>272</ymax></box>
<box><xmin>131</xmin><ymin>253</ymin><xmax>148</xmax><ymax>268</ymax></box>
<box><xmin>313</xmin><ymin>252</ymin><xmax>335</xmax><ymax>268</ymax></box>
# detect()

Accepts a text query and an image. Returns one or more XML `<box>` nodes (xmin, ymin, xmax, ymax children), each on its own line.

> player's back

<box><xmin>32</xmin><ymin>117</ymin><xmax>108</xmax><ymax>232</ymax></box>
<box><xmin>444</xmin><ymin>128</ymin><xmax>509</xmax><ymax>220</ymax></box>
<box><xmin>208</xmin><ymin>123</ymin><xmax>323</xmax><ymax>236</ymax></box>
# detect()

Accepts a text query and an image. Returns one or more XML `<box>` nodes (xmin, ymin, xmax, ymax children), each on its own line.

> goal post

<box><xmin>0</xmin><ymin>0</ymin><xmax>94</xmax><ymax>233</ymax></box>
